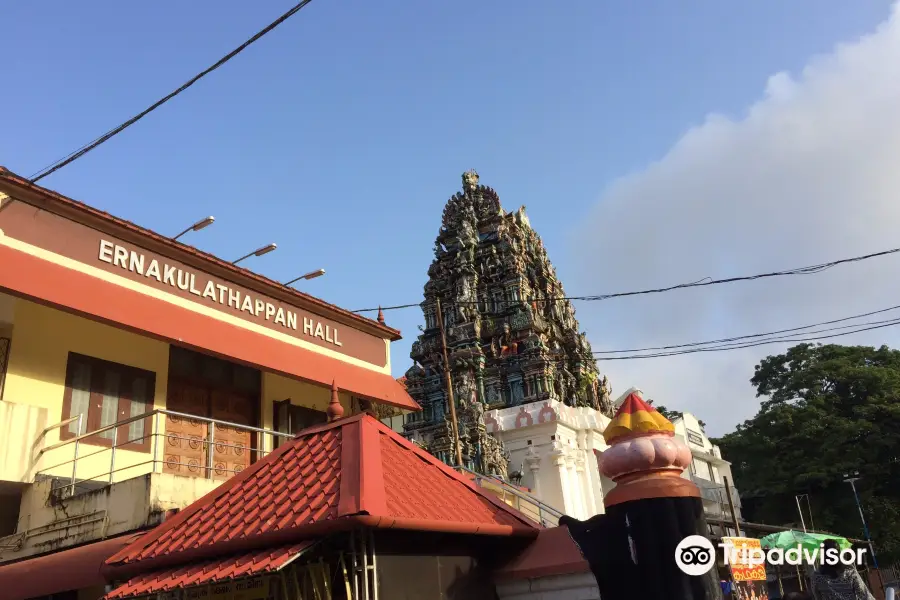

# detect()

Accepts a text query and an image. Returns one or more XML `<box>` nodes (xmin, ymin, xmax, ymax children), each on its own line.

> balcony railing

<box><xmin>34</xmin><ymin>409</ymin><xmax>294</xmax><ymax>497</ymax></box>
<box><xmin>455</xmin><ymin>466</ymin><xmax>564</xmax><ymax>528</ymax></box>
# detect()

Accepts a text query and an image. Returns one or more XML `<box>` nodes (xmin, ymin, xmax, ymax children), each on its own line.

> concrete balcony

<box><xmin>0</xmin><ymin>409</ymin><xmax>292</xmax><ymax>563</ymax></box>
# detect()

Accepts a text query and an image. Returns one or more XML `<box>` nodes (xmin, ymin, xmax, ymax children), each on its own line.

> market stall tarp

<box><xmin>760</xmin><ymin>530</ymin><xmax>852</xmax><ymax>552</ymax></box>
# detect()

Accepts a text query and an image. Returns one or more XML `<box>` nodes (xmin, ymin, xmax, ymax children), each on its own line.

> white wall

<box><xmin>486</xmin><ymin>400</ymin><xmax>612</xmax><ymax>519</ymax></box>
<box><xmin>496</xmin><ymin>573</ymin><xmax>600</xmax><ymax>600</ymax></box>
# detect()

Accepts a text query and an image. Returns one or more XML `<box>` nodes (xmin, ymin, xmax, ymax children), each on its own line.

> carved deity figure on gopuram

<box><xmin>402</xmin><ymin>170</ymin><xmax>616</xmax><ymax>477</ymax></box>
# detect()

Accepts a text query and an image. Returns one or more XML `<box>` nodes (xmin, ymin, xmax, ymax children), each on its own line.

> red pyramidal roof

<box><xmin>618</xmin><ymin>392</ymin><xmax>655</xmax><ymax>415</ymax></box>
<box><xmin>603</xmin><ymin>392</ymin><xmax>675</xmax><ymax>444</ymax></box>
<box><xmin>104</xmin><ymin>414</ymin><xmax>539</xmax><ymax>577</ymax></box>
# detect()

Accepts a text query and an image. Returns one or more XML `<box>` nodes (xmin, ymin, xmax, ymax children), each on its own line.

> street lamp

<box><xmin>843</xmin><ymin>472</ymin><xmax>883</xmax><ymax>591</ymax></box>
<box><xmin>173</xmin><ymin>216</ymin><xmax>215</xmax><ymax>241</ymax></box>
<box><xmin>233</xmin><ymin>243</ymin><xmax>277</xmax><ymax>265</ymax></box>
<box><xmin>284</xmin><ymin>269</ymin><xmax>326</xmax><ymax>287</ymax></box>
<box><xmin>795</xmin><ymin>493</ymin><xmax>815</xmax><ymax>532</ymax></box>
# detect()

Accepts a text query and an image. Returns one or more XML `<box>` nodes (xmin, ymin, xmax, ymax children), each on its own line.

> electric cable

<box><xmin>28</xmin><ymin>0</ymin><xmax>315</xmax><ymax>184</ymax></box>
<box><xmin>352</xmin><ymin>243</ymin><xmax>900</xmax><ymax>313</ymax></box>
<box><xmin>594</xmin><ymin>317</ymin><xmax>900</xmax><ymax>360</ymax></box>
<box><xmin>593</xmin><ymin>303</ymin><xmax>900</xmax><ymax>354</ymax></box>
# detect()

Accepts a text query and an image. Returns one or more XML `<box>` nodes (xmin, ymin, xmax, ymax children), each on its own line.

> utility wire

<box><xmin>593</xmin><ymin>303</ymin><xmax>900</xmax><ymax>354</ymax></box>
<box><xmin>28</xmin><ymin>0</ymin><xmax>315</xmax><ymax>184</ymax></box>
<box><xmin>595</xmin><ymin>318</ymin><xmax>900</xmax><ymax>360</ymax></box>
<box><xmin>353</xmin><ymin>243</ymin><xmax>900</xmax><ymax>313</ymax></box>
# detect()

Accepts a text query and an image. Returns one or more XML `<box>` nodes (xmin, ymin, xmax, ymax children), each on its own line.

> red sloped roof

<box><xmin>494</xmin><ymin>526</ymin><xmax>589</xmax><ymax>581</ymax></box>
<box><xmin>105</xmin><ymin>542</ymin><xmax>314</xmax><ymax>599</ymax></box>
<box><xmin>0</xmin><ymin>532</ymin><xmax>144</xmax><ymax>600</ymax></box>
<box><xmin>105</xmin><ymin>414</ymin><xmax>539</xmax><ymax>577</ymax></box>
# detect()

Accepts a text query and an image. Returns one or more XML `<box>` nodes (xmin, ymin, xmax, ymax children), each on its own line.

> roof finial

<box><xmin>462</xmin><ymin>169</ymin><xmax>479</xmax><ymax>193</ymax></box>
<box><xmin>377</xmin><ymin>306</ymin><xmax>385</xmax><ymax>325</ymax></box>
<box><xmin>327</xmin><ymin>380</ymin><xmax>344</xmax><ymax>422</ymax></box>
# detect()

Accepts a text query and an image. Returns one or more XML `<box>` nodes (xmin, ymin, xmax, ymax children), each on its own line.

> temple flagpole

<box><xmin>435</xmin><ymin>297</ymin><xmax>464</xmax><ymax>467</ymax></box>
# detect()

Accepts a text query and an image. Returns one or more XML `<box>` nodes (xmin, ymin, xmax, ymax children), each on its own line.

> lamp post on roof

<box><xmin>843</xmin><ymin>472</ymin><xmax>883</xmax><ymax>592</ymax></box>
<box><xmin>284</xmin><ymin>269</ymin><xmax>325</xmax><ymax>287</ymax></box>
<box><xmin>173</xmin><ymin>216</ymin><xmax>215</xmax><ymax>241</ymax></box>
<box><xmin>232</xmin><ymin>243</ymin><xmax>277</xmax><ymax>265</ymax></box>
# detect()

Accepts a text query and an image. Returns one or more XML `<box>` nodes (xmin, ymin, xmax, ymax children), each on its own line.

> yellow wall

<box><xmin>3</xmin><ymin>297</ymin><xmax>359</xmax><ymax>481</ymax></box>
<box><xmin>260</xmin><ymin>371</ymin><xmax>352</xmax><ymax>451</ymax></box>
<box><xmin>4</xmin><ymin>299</ymin><xmax>170</xmax><ymax>484</ymax></box>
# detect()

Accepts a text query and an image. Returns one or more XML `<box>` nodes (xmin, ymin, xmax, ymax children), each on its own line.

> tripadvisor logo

<box><xmin>722</xmin><ymin>543</ymin><xmax>867</xmax><ymax>568</ymax></box>
<box><xmin>674</xmin><ymin>535</ymin><xmax>867</xmax><ymax>576</ymax></box>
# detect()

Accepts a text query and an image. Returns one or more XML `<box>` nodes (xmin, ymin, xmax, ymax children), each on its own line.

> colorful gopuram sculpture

<box><xmin>402</xmin><ymin>170</ymin><xmax>616</xmax><ymax>477</ymax></box>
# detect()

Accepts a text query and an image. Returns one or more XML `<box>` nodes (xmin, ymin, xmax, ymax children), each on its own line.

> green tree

<box><xmin>648</xmin><ymin>401</ymin><xmax>706</xmax><ymax>430</ymax></box>
<box><xmin>713</xmin><ymin>343</ymin><xmax>900</xmax><ymax>562</ymax></box>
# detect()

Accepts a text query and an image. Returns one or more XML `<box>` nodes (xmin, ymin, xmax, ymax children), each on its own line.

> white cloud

<box><xmin>570</xmin><ymin>3</ymin><xmax>900</xmax><ymax>436</ymax></box>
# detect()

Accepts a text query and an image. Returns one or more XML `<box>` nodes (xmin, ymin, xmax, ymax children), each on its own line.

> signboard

<box><xmin>722</xmin><ymin>537</ymin><xmax>769</xmax><ymax>600</ymax></box>
<box><xmin>185</xmin><ymin>586</ymin><xmax>211</xmax><ymax>600</ymax></box>
<box><xmin>0</xmin><ymin>200</ymin><xmax>389</xmax><ymax>367</ymax></box>
<box><xmin>233</xmin><ymin>577</ymin><xmax>270</xmax><ymax>600</ymax></box>
<box><xmin>208</xmin><ymin>581</ymin><xmax>234</xmax><ymax>600</ymax></box>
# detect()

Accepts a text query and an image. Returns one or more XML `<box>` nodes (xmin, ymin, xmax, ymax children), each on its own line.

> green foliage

<box><xmin>651</xmin><ymin>403</ymin><xmax>706</xmax><ymax>430</ymax></box>
<box><xmin>713</xmin><ymin>343</ymin><xmax>900</xmax><ymax>562</ymax></box>
<box><xmin>653</xmin><ymin>404</ymin><xmax>682</xmax><ymax>422</ymax></box>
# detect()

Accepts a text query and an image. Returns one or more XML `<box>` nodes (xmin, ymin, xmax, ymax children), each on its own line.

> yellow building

<box><xmin>0</xmin><ymin>167</ymin><xmax>418</xmax><ymax>598</ymax></box>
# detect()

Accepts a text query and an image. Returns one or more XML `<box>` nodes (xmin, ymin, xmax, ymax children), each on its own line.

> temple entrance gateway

<box><xmin>164</xmin><ymin>346</ymin><xmax>260</xmax><ymax>479</ymax></box>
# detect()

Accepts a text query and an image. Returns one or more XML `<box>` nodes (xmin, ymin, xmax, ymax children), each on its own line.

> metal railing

<box><xmin>35</xmin><ymin>409</ymin><xmax>294</xmax><ymax>497</ymax></box>
<box><xmin>455</xmin><ymin>466</ymin><xmax>564</xmax><ymax>527</ymax></box>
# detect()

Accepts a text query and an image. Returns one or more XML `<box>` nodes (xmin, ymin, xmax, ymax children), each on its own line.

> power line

<box><xmin>353</xmin><ymin>243</ymin><xmax>900</xmax><ymax>313</ymax></box>
<box><xmin>28</xmin><ymin>0</ymin><xmax>315</xmax><ymax>184</ymax></box>
<box><xmin>593</xmin><ymin>303</ymin><xmax>900</xmax><ymax>354</ymax></box>
<box><xmin>595</xmin><ymin>318</ymin><xmax>900</xmax><ymax>361</ymax></box>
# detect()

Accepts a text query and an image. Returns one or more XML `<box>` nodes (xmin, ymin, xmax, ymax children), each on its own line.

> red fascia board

<box><xmin>103</xmin><ymin>514</ymin><xmax>538</xmax><ymax>582</ymax></box>
<box><xmin>0</xmin><ymin>244</ymin><xmax>419</xmax><ymax>411</ymax></box>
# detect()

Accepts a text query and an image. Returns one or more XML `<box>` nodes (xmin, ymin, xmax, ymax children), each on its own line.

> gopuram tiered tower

<box><xmin>402</xmin><ymin>171</ymin><xmax>615</xmax><ymax>478</ymax></box>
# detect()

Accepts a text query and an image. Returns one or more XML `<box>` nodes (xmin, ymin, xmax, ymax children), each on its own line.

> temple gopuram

<box><xmin>402</xmin><ymin>170</ymin><xmax>615</xmax><ymax>477</ymax></box>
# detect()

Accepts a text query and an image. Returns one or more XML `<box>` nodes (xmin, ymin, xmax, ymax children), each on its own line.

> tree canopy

<box><xmin>647</xmin><ymin>401</ymin><xmax>706</xmax><ymax>430</ymax></box>
<box><xmin>713</xmin><ymin>343</ymin><xmax>900</xmax><ymax>562</ymax></box>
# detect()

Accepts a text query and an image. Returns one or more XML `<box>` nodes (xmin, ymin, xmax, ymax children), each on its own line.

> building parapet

<box><xmin>485</xmin><ymin>399</ymin><xmax>612</xmax><ymax>435</ymax></box>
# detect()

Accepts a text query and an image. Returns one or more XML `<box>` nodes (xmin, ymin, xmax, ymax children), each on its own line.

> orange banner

<box><xmin>722</xmin><ymin>536</ymin><xmax>768</xmax><ymax>582</ymax></box>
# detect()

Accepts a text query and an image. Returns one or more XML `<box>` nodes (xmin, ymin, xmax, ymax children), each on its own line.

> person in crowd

<box><xmin>810</xmin><ymin>539</ymin><xmax>875</xmax><ymax>600</ymax></box>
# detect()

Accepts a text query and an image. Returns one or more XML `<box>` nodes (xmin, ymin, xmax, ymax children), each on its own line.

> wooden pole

<box><xmin>435</xmin><ymin>298</ymin><xmax>464</xmax><ymax>467</ymax></box>
<box><xmin>724</xmin><ymin>476</ymin><xmax>742</xmax><ymax>537</ymax></box>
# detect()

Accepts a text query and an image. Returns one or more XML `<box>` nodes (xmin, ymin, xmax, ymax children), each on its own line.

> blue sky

<box><xmin>3</xmin><ymin>1</ymin><xmax>893</xmax><ymax>393</ymax></box>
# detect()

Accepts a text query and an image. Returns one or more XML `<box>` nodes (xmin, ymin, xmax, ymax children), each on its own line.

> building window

<box><xmin>0</xmin><ymin>337</ymin><xmax>9</xmax><ymax>401</ymax></box>
<box><xmin>692</xmin><ymin>458</ymin><xmax>709</xmax><ymax>480</ymax></box>
<box><xmin>61</xmin><ymin>353</ymin><xmax>155</xmax><ymax>452</ymax></box>
<box><xmin>381</xmin><ymin>414</ymin><xmax>404</xmax><ymax>432</ymax></box>
<box><xmin>273</xmin><ymin>399</ymin><xmax>327</xmax><ymax>449</ymax></box>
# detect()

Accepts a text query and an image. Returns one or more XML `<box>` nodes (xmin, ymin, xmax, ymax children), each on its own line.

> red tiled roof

<box><xmin>494</xmin><ymin>526</ymin><xmax>590</xmax><ymax>581</ymax></box>
<box><xmin>105</xmin><ymin>414</ymin><xmax>539</xmax><ymax>578</ymax></box>
<box><xmin>0</xmin><ymin>168</ymin><xmax>400</xmax><ymax>341</ymax></box>
<box><xmin>105</xmin><ymin>542</ymin><xmax>314</xmax><ymax>599</ymax></box>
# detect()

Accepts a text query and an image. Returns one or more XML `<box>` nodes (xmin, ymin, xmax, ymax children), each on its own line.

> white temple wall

<box><xmin>485</xmin><ymin>399</ymin><xmax>614</xmax><ymax>519</ymax></box>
